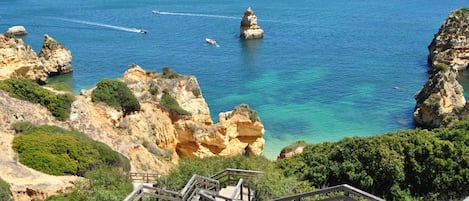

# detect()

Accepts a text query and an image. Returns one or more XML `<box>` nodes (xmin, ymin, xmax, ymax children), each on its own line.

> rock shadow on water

<box><xmin>240</xmin><ymin>39</ymin><xmax>263</xmax><ymax>68</ymax></box>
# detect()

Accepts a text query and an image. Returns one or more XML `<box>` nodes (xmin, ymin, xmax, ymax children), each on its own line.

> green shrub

<box><xmin>161</xmin><ymin>67</ymin><xmax>180</xmax><ymax>79</ymax></box>
<box><xmin>91</xmin><ymin>79</ymin><xmax>140</xmax><ymax>115</ymax></box>
<box><xmin>160</xmin><ymin>91</ymin><xmax>191</xmax><ymax>115</ymax></box>
<box><xmin>233</xmin><ymin>104</ymin><xmax>260</xmax><ymax>122</ymax></box>
<box><xmin>12</xmin><ymin>124</ymin><xmax>130</xmax><ymax>176</ymax></box>
<box><xmin>433</xmin><ymin>63</ymin><xmax>449</xmax><ymax>72</ymax></box>
<box><xmin>45</xmin><ymin>166</ymin><xmax>133</xmax><ymax>201</ymax></box>
<box><xmin>0</xmin><ymin>177</ymin><xmax>11</xmax><ymax>201</ymax></box>
<box><xmin>277</xmin><ymin>121</ymin><xmax>469</xmax><ymax>200</ymax></box>
<box><xmin>0</xmin><ymin>78</ymin><xmax>74</xmax><ymax>121</ymax></box>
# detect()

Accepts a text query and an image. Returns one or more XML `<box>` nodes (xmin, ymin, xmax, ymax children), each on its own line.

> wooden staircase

<box><xmin>123</xmin><ymin>168</ymin><xmax>385</xmax><ymax>201</ymax></box>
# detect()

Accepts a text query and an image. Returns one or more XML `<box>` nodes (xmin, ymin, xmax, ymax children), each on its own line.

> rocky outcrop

<box><xmin>38</xmin><ymin>34</ymin><xmax>73</xmax><ymax>75</ymax></box>
<box><xmin>6</xmin><ymin>26</ymin><xmax>28</xmax><ymax>36</ymax></box>
<box><xmin>0</xmin><ymin>33</ymin><xmax>73</xmax><ymax>84</ymax></box>
<box><xmin>0</xmin><ymin>34</ymin><xmax>48</xmax><ymax>83</ymax></box>
<box><xmin>240</xmin><ymin>7</ymin><xmax>264</xmax><ymax>40</ymax></box>
<box><xmin>415</xmin><ymin>8</ymin><xmax>469</xmax><ymax>129</ymax></box>
<box><xmin>0</xmin><ymin>65</ymin><xmax>265</xmax><ymax>200</ymax></box>
<box><xmin>414</xmin><ymin>67</ymin><xmax>468</xmax><ymax>128</ymax></box>
<box><xmin>428</xmin><ymin>8</ymin><xmax>469</xmax><ymax>70</ymax></box>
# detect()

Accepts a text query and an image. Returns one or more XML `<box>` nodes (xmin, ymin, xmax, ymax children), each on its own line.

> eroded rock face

<box><xmin>0</xmin><ymin>34</ymin><xmax>48</xmax><ymax>83</ymax></box>
<box><xmin>428</xmin><ymin>8</ymin><xmax>469</xmax><ymax>70</ymax></box>
<box><xmin>413</xmin><ymin>68</ymin><xmax>468</xmax><ymax>128</ymax></box>
<box><xmin>38</xmin><ymin>34</ymin><xmax>73</xmax><ymax>76</ymax></box>
<box><xmin>415</xmin><ymin>8</ymin><xmax>469</xmax><ymax>129</ymax></box>
<box><xmin>0</xmin><ymin>33</ymin><xmax>73</xmax><ymax>84</ymax></box>
<box><xmin>240</xmin><ymin>7</ymin><xmax>264</xmax><ymax>40</ymax></box>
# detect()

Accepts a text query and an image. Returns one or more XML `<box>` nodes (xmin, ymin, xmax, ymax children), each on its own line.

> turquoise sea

<box><xmin>1</xmin><ymin>0</ymin><xmax>468</xmax><ymax>159</ymax></box>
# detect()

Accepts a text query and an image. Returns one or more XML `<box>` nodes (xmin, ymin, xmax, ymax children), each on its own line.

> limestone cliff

<box><xmin>414</xmin><ymin>68</ymin><xmax>467</xmax><ymax>128</ymax></box>
<box><xmin>0</xmin><ymin>65</ymin><xmax>265</xmax><ymax>200</ymax></box>
<box><xmin>415</xmin><ymin>8</ymin><xmax>469</xmax><ymax>128</ymax></box>
<box><xmin>428</xmin><ymin>8</ymin><xmax>469</xmax><ymax>70</ymax></box>
<box><xmin>0</xmin><ymin>34</ymin><xmax>48</xmax><ymax>83</ymax></box>
<box><xmin>0</xmin><ymin>33</ymin><xmax>73</xmax><ymax>84</ymax></box>
<box><xmin>240</xmin><ymin>7</ymin><xmax>264</xmax><ymax>40</ymax></box>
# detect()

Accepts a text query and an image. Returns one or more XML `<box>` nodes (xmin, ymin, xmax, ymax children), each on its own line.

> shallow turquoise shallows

<box><xmin>1</xmin><ymin>0</ymin><xmax>468</xmax><ymax>159</ymax></box>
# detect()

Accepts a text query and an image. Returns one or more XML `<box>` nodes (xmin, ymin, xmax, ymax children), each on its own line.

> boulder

<box><xmin>6</xmin><ymin>26</ymin><xmax>28</xmax><ymax>36</ymax></box>
<box><xmin>240</xmin><ymin>7</ymin><xmax>264</xmax><ymax>40</ymax></box>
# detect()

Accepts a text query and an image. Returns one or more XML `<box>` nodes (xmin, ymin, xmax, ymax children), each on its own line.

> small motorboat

<box><xmin>152</xmin><ymin>10</ymin><xmax>160</xmax><ymax>14</ymax></box>
<box><xmin>205</xmin><ymin>38</ymin><xmax>217</xmax><ymax>45</ymax></box>
<box><xmin>139</xmin><ymin>29</ymin><xmax>148</xmax><ymax>34</ymax></box>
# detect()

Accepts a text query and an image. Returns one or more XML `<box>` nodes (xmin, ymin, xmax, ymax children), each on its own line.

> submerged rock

<box><xmin>240</xmin><ymin>7</ymin><xmax>264</xmax><ymax>40</ymax></box>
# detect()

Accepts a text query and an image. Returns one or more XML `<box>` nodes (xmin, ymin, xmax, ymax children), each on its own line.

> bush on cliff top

<box><xmin>160</xmin><ymin>90</ymin><xmax>191</xmax><ymax>115</ymax></box>
<box><xmin>12</xmin><ymin>123</ymin><xmax>130</xmax><ymax>176</ymax></box>
<box><xmin>234</xmin><ymin>104</ymin><xmax>260</xmax><ymax>122</ymax></box>
<box><xmin>91</xmin><ymin>78</ymin><xmax>140</xmax><ymax>115</ymax></box>
<box><xmin>0</xmin><ymin>78</ymin><xmax>74</xmax><ymax>121</ymax></box>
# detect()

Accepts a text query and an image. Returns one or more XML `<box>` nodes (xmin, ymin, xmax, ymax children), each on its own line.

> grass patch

<box><xmin>0</xmin><ymin>178</ymin><xmax>11</xmax><ymax>201</ymax></box>
<box><xmin>12</xmin><ymin>123</ymin><xmax>130</xmax><ymax>176</ymax></box>
<box><xmin>233</xmin><ymin>104</ymin><xmax>260</xmax><ymax>122</ymax></box>
<box><xmin>45</xmin><ymin>166</ymin><xmax>133</xmax><ymax>201</ymax></box>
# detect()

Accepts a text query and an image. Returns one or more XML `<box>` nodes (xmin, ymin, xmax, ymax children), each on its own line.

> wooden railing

<box><xmin>180</xmin><ymin>175</ymin><xmax>220</xmax><ymax>201</ymax></box>
<box><xmin>270</xmin><ymin>184</ymin><xmax>385</xmax><ymax>201</ymax></box>
<box><xmin>129</xmin><ymin>172</ymin><xmax>159</xmax><ymax>184</ymax></box>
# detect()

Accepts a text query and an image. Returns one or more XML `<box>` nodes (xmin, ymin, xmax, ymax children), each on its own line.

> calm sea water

<box><xmin>1</xmin><ymin>0</ymin><xmax>468</xmax><ymax>159</ymax></box>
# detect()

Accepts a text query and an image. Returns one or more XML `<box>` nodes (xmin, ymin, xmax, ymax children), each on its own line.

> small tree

<box><xmin>91</xmin><ymin>79</ymin><xmax>140</xmax><ymax>115</ymax></box>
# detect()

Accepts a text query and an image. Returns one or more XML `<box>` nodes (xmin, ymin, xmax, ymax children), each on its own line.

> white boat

<box><xmin>205</xmin><ymin>38</ymin><xmax>217</xmax><ymax>45</ymax></box>
<box><xmin>152</xmin><ymin>10</ymin><xmax>160</xmax><ymax>14</ymax></box>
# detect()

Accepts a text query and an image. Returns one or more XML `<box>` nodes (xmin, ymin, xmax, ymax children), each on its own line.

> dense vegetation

<box><xmin>12</xmin><ymin>123</ymin><xmax>130</xmax><ymax>176</ymax></box>
<box><xmin>0</xmin><ymin>78</ymin><xmax>74</xmax><ymax>121</ymax></box>
<box><xmin>91</xmin><ymin>78</ymin><xmax>140</xmax><ymax>115</ymax></box>
<box><xmin>161</xmin><ymin>66</ymin><xmax>180</xmax><ymax>79</ymax></box>
<box><xmin>277</xmin><ymin>118</ymin><xmax>469</xmax><ymax>200</ymax></box>
<box><xmin>0</xmin><ymin>177</ymin><xmax>11</xmax><ymax>201</ymax></box>
<box><xmin>160</xmin><ymin>89</ymin><xmax>191</xmax><ymax>115</ymax></box>
<box><xmin>158</xmin><ymin>155</ymin><xmax>312</xmax><ymax>200</ymax></box>
<box><xmin>45</xmin><ymin>166</ymin><xmax>132</xmax><ymax>201</ymax></box>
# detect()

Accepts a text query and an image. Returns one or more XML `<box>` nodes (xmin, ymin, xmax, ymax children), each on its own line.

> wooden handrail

<box><xmin>271</xmin><ymin>184</ymin><xmax>385</xmax><ymax>201</ymax></box>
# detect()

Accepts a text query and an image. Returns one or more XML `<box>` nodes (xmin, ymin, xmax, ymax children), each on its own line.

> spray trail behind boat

<box><xmin>52</xmin><ymin>17</ymin><xmax>142</xmax><ymax>33</ymax></box>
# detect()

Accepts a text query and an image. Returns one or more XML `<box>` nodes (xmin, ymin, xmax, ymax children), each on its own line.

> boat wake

<box><xmin>154</xmin><ymin>11</ymin><xmax>239</xmax><ymax>20</ymax></box>
<box><xmin>50</xmin><ymin>17</ymin><xmax>142</xmax><ymax>33</ymax></box>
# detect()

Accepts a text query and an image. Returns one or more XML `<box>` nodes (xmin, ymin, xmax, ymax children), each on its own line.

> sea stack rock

<box><xmin>240</xmin><ymin>7</ymin><xmax>264</xmax><ymax>40</ymax></box>
<box><xmin>414</xmin><ymin>8</ymin><xmax>469</xmax><ymax>129</ymax></box>
<box><xmin>413</xmin><ymin>67</ymin><xmax>467</xmax><ymax>128</ymax></box>
<box><xmin>38</xmin><ymin>34</ymin><xmax>73</xmax><ymax>76</ymax></box>
<box><xmin>428</xmin><ymin>8</ymin><xmax>469</xmax><ymax>70</ymax></box>
<box><xmin>6</xmin><ymin>25</ymin><xmax>28</xmax><ymax>36</ymax></box>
